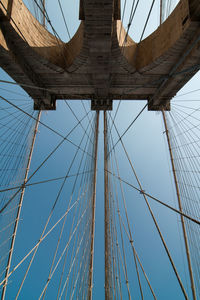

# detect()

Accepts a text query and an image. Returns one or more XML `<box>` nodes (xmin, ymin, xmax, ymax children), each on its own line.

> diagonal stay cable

<box><xmin>40</xmin><ymin>198</ymin><xmax>91</xmax><ymax>300</ymax></box>
<box><xmin>56</xmin><ymin>151</ymin><xmax>93</xmax><ymax>297</ymax></box>
<box><xmin>173</xmin><ymin>88</ymin><xmax>200</xmax><ymax>99</ymax></box>
<box><xmin>108</xmin><ymin>103</ymin><xmax>147</xmax><ymax>157</ymax></box>
<box><xmin>117</xmin><ymin>208</ymin><xmax>157</xmax><ymax>300</ymax></box>
<box><xmin>0</xmin><ymin>110</ymin><xmax>94</xmax><ymax>214</ymax></box>
<box><xmin>56</xmin><ymin>168</ymin><xmax>92</xmax><ymax>300</ymax></box>
<box><xmin>139</xmin><ymin>0</ymin><xmax>156</xmax><ymax>42</ymax></box>
<box><xmin>0</xmin><ymin>86</ymin><xmax>29</xmax><ymax>98</ymax></box>
<box><xmin>58</xmin><ymin>0</ymin><xmax>71</xmax><ymax>39</ymax></box>
<box><xmin>107</xmin><ymin>171</ymin><xmax>200</xmax><ymax>225</ymax></box>
<box><xmin>64</xmin><ymin>100</ymin><xmax>94</xmax><ymax>146</ymax></box>
<box><xmin>69</xmin><ymin>223</ymin><xmax>91</xmax><ymax>300</ymax></box>
<box><xmin>121</xmin><ymin>0</ymin><xmax>155</xmax><ymax>55</ymax></box>
<box><xmin>0</xmin><ymin>170</ymin><xmax>93</xmax><ymax>193</ymax></box>
<box><xmin>55</xmin><ymin>154</ymin><xmax>93</xmax><ymax>298</ymax></box>
<box><xmin>171</xmin><ymin>103</ymin><xmax>200</xmax><ymax>111</ymax></box>
<box><xmin>81</xmin><ymin>101</ymin><xmax>95</xmax><ymax>133</ymax></box>
<box><xmin>166</xmin><ymin>104</ymin><xmax>200</xmax><ymax>132</ymax></box>
<box><xmin>0</xmin><ymin>199</ymin><xmax>79</xmax><ymax>288</ymax></box>
<box><xmin>118</xmin><ymin>0</ymin><xmax>128</xmax><ymax>48</ymax></box>
<box><xmin>121</xmin><ymin>0</ymin><xmax>140</xmax><ymax>52</ymax></box>
<box><xmin>109</xmin><ymin>113</ymin><xmax>189</xmax><ymax>300</ymax></box>
<box><xmin>0</xmin><ymin>95</ymin><xmax>93</xmax><ymax>156</ymax></box>
<box><xmin>108</xmin><ymin>100</ymin><xmax>121</xmax><ymax>136</ymax></box>
<box><xmin>58</xmin><ymin>222</ymin><xmax>91</xmax><ymax>300</ymax></box>
<box><xmin>38</xmin><ymin>205</ymin><xmax>88</xmax><ymax>300</ymax></box>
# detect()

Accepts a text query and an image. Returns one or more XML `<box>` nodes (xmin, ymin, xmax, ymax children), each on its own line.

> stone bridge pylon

<box><xmin>0</xmin><ymin>0</ymin><xmax>200</xmax><ymax>110</ymax></box>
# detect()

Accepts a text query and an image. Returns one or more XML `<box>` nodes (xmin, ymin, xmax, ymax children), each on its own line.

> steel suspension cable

<box><xmin>121</xmin><ymin>0</ymin><xmax>140</xmax><ymax>50</ymax></box>
<box><xmin>57</xmin><ymin>119</ymin><xmax>94</xmax><ymax>299</ymax></box>
<box><xmin>68</xmin><ymin>221</ymin><xmax>91</xmax><ymax>300</ymax></box>
<box><xmin>59</xmin><ymin>219</ymin><xmax>91</xmax><ymax>299</ymax></box>
<box><xmin>64</xmin><ymin>100</ymin><xmax>95</xmax><ymax>147</ymax></box>
<box><xmin>108</xmin><ymin>118</ymin><xmax>157</xmax><ymax>299</ymax></box>
<box><xmin>169</xmin><ymin>108</ymin><xmax>200</xmax><ymax>181</ymax></box>
<box><xmin>107</xmin><ymin>120</ymin><xmax>144</xmax><ymax>300</ymax></box>
<box><xmin>0</xmin><ymin>97</ymin><xmax>39</xmax><ymax>288</ymax></box>
<box><xmin>0</xmin><ymin>110</ymin><xmax>41</xmax><ymax>300</ymax></box>
<box><xmin>40</xmin><ymin>177</ymin><xmax>92</xmax><ymax>299</ymax></box>
<box><xmin>0</xmin><ymin>171</ymin><xmax>94</xmax><ymax>193</ymax></box>
<box><xmin>109</xmin><ymin>178</ymin><xmax>127</xmax><ymax>299</ymax></box>
<box><xmin>166</xmin><ymin>104</ymin><xmax>200</xmax><ymax>132</ymax></box>
<box><xmin>109</xmin><ymin>150</ymin><xmax>131</xmax><ymax>299</ymax></box>
<box><xmin>0</xmin><ymin>95</ymin><xmax>93</xmax><ymax>158</ymax></box>
<box><xmin>108</xmin><ymin>103</ymin><xmax>147</xmax><ymax>157</ymax></box>
<box><xmin>33</xmin><ymin>0</ymin><xmax>71</xmax><ymax>68</ymax></box>
<box><xmin>106</xmin><ymin>171</ymin><xmax>200</xmax><ymax>225</ymax></box>
<box><xmin>116</xmin><ymin>208</ymin><xmax>157</xmax><ymax>300</ymax></box>
<box><xmin>0</xmin><ymin>110</ymin><xmax>93</xmax><ymax>215</ymax></box>
<box><xmin>55</xmin><ymin>154</ymin><xmax>94</xmax><ymax>299</ymax></box>
<box><xmin>0</xmin><ymin>199</ymin><xmax>79</xmax><ymax>288</ymax></box>
<box><xmin>38</xmin><ymin>206</ymin><xmax>89</xmax><ymax>300</ymax></box>
<box><xmin>160</xmin><ymin>0</ymin><xmax>163</xmax><ymax>24</ymax></box>
<box><xmin>57</xmin><ymin>0</ymin><xmax>71</xmax><ymax>39</ymax></box>
<box><xmin>108</xmin><ymin>176</ymin><xmax>123</xmax><ymax>300</ymax></box>
<box><xmin>14</xmin><ymin>113</ymin><xmax>95</xmax><ymax>299</ymax></box>
<box><xmin>61</xmin><ymin>119</ymin><xmax>96</xmax><ymax>299</ymax></box>
<box><xmin>41</xmin><ymin>117</ymin><xmax>96</xmax><ymax>299</ymax></box>
<box><xmin>110</xmin><ymin>113</ymin><xmax>189</xmax><ymax>299</ymax></box>
<box><xmin>139</xmin><ymin>0</ymin><xmax>156</xmax><ymax>42</ymax></box>
<box><xmin>107</xmin><ymin>148</ymin><xmax>117</xmax><ymax>299</ymax></box>
<box><xmin>108</xmin><ymin>100</ymin><xmax>121</xmax><ymax>136</ymax></box>
<box><xmin>163</xmin><ymin>109</ymin><xmax>200</xmax><ymax>298</ymax></box>
<box><xmin>81</xmin><ymin>101</ymin><xmax>95</xmax><ymax>133</ymax></box>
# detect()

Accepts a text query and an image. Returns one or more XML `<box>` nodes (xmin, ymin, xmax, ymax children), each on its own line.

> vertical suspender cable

<box><xmin>88</xmin><ymin>111</ymin><xmax>99</xmax><ymax>300</ymax></box>
<box><xmin>42</xmin><ymin>0</ymin><xmax>46</xmax><ymax>27</ymax></box>
<box><xmin>160</xmin><ymin>0</ymin><xmax>163</xmax><ymax>25</ymax></box>
<box><xmin>162</xmin><ymin>110</ymin><xmax>197</xmax><ymax>300</ymax></box>
<box><xmin>104</xmin><ymin>111</ymin><xmax>111</xmax><ymax>300</ymax></box>
<box><xmin>1</xmin><ymin>111</ymin><xmax>41</xmax><ymax>300</ymax></box>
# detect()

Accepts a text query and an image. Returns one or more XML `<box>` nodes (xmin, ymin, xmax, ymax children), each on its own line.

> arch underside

<box><xmin>0</xmin><ymin>0</ymin><xmax>200</xmax><ymax>110</ymax></box>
